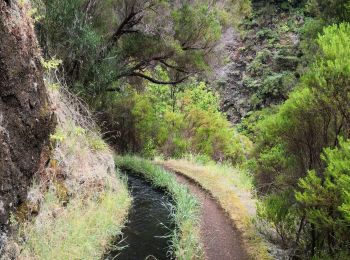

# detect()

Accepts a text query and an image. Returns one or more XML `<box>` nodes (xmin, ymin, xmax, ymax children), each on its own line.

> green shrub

<box><xmin>306</xmin><ymin>0</ymin><xmax>350</xmax><ymax>23</ymax></box>
<box><xmin>296</xmin><ymin>138</ymin><xmax>350</xmax><ymax>256</ymax></box>
<box><xmin>107</xmin><ymin>78</ymin><xmax>249</xmax><ymax>164</ymax></box>
<box><xmin>257</xmin><ymin>191</ymin><xmax>297</xmax><ymax>245</ymax></box>
<box><xmin>250</xmin><ymin>23</ymin><xmax>350</xmax><ymax>257</ymax></box>
<box><xmin>186</xmin><ymin>107</ymin><xmax>248</xmax><ymax>163</ymax></box>
<box><xmin>247</xmin><ymin>50</ymin><xmax>272</xmax><ymax>77</ymax></box>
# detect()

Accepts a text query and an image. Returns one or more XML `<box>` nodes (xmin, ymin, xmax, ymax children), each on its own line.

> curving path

<box><xmin>164</xmin><ymin>167</ymin><xmax>251</xmax><ymax>260</ymax></box>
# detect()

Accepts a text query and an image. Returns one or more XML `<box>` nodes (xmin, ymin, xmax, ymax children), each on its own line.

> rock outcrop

<box><xmin>0</xmin><ymin>0</ymin><xmax>54</xmax><ymax>229</ymax></box>
<box><xmin>213</xmin><ymin>28</ymin><xmax>252</xmax><ymax>123</ymax></box>
<box><xmin>213</xmin><ymin>1</ymin><xmax>303</xmax><ymax>123</ymax></box>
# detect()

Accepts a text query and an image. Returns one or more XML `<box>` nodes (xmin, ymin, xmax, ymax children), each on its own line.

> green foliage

<box><xmin>101</xmin><ymin>71</ymin><xmax>249</xmax><ymax>163</ymax></box>
<box><xmin>35</xmin><ymin>0</ymin><xmax>101</xmax><ymax>63</ymax></box>
<box><xmin>296</xmin><ymin>138</ymin><xmax>350</xmax><ymax>255</ymax></box>
<box><xmin>257</xmin><ymin>191</ymin><xmax>297</xmax><ymax>244</ymax></box>
<box><xmin>251</xmin><ymin>22</ymin><xmax>350</xmax><ymax>192</ymax></box>
<box><xmin>178</xmin><ymin>82</ymin><xmax>220</xmax><ymax>112</ymax></box>
<box><xmin>33</xmin><ymin>0</ymin><xmax>252</xmax><ymax>95</ymax></box>
<box><xmin>245</xmin><ymin>71</ymin><xmax>297</xmax><ymax>109</ymax></box>
<box><xmin>185</xmin><ymin>106</ymin><xmax>247</xmax><ymax>163</ymax></box>
<box><xmin>172</xmin><ymin>3</ymin><xmax>222</xmax><ymax>48</ymax></box>
<box><xmin>151</xmin><ymin>80</ymin><xmax>246</xmax><ymax>162</ymax></box>
<box><xmin>239</xmin><ymin>3</ymin><xmax>303</xmax><ymax>110</ymax></box>
<box><xmin>306</xmin><ymin>23</ymin><xmax>350</xmax><ymax>116</ymax></box>
<box><xmin>251</xmin><ymin>144</ymin><xmax>295</xmax><ymax>193</ymax></box>
<box><xmin>40</xmin><ymin>57</ymin><xmax>62</xmax><ymax>72</ymax></box>
<box><xmin>306</xmin><ymin>0</ymin><xmax>350</xmax><ymax>23</ymax></box>
<box><xmin>33</xmin><ymin>0</ymin><xmax>254</xmax><ymax>164</ymax></box>
<box><xmin>299</xmin><ymin>18</ymin><xmax>326</xmax><ymax>63</ymax></box>
<box><xmin>247</xmin><ymin>50</ymin><xmax>272</xmax><ymax>77</ymax></box>
<box><xmin>250</xmin><ymin>23</ymin><xmax>350</xmax><ymax>257</ymax></box>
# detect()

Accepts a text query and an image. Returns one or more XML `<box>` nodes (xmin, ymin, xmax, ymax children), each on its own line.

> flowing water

<box><xmin>106</xmin><ymin>172</ymin><xmax>174</xmax><ymax>260</ymax></box>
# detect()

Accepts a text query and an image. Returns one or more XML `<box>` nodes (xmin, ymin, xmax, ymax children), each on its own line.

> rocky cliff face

<box><xmin>212</xmin><ymin>28</ymin><xmax>251</xmax><ymax>123</ymax></box>
<box><xmin>0</xmin><ymin>0</ymin><xmax>54</xmax><ymax>229</ymax></box>
<box><xmin>214</xmin><ymin>1</ymin><xmax>304</xmax><ymax>123</ymax></box>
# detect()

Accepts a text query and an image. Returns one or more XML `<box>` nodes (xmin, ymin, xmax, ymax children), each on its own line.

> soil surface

<box><xmin>165</xmin><ymin>167</ymin><xmax>250</xmax><ymax>260</ymax></box>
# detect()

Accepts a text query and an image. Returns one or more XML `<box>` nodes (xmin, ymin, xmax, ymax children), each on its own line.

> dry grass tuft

<box><xmin>18</xmin><ymin>187</ymin><xmax>130</xmax><ymax>260</ymax></box>
<box><xmin>158</xmin><ymin>158</ymin><xmax>272</xmax><ymax>260</ymax></box>
<box><xmin>42</xmin><ymin>74</ymin><xmax>126</xmax><ymax>205</ymax></box>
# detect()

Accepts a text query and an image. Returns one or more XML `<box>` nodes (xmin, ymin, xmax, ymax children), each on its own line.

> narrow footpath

<box><xmin>164</xmin><ymin>167</ymin><xmax>251</xmax><ymax>260</ymax></box>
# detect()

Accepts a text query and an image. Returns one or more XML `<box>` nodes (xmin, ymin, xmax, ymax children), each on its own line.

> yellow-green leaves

<box><xmin>40</xmin><ymin>58</ymin><xmax>62</xmax><ymax>72</ymax></box>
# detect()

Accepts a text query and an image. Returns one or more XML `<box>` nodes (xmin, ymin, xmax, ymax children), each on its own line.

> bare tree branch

<box><xmin>159</xmin><ymin>60</ymin><xmax>189</xmax><ymax>74</ymax></box>
<box><xmin>115</xmin><ymin>71</ymin><xmax>189</xmax><ymax>85</ymax></box>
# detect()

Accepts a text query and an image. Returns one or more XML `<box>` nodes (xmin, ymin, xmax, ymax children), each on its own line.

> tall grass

<box><xmin>115</xmin><ymin>155</ymin><xmax>203</xmax><ymax>260</ymax></box>
<box><xmin>182</xmin><ymin>153</ymin><xmax>254</xmax><ymax>191</ymax></box>
<box><xmin>19</xmin><ymin>184</ymin><xmax>131</xmax><ymax>259</ymax></box>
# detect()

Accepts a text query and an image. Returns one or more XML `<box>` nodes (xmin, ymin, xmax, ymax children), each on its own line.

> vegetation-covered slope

<box><xmin>238</xmin><ymin>1</ymin><xmax>350</xmax><ymax>258</ymax></box>
<box><xmin>246</xmin><ymin>21</ymin><xmax>350</xmax><ymax>258</ymax></box>
<box><xmin>1</xmin><ymin>0</ymin><xmax>350</xmax><ymax>259</ymax></box>
<box><xmin>0</xmin><ymin>2</ymin><xmax>131</xmax><ymax>257</ymax></box>
<box><xmin>31</xmin><ymin>0</ymin><xmax>350</xmax><ymax>258</ymax></box>
<box><xmin>1</xmin><ymin>71</ymin><xmax>131</xmax><ymax>259</ymax></box>
<box><xmin>216</xmin><ymin>0</ymin><xmax>305</xmax><ymax>122</ymax></box>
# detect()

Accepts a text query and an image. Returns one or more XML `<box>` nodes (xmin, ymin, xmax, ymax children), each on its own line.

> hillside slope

<box><xmin>214</xmin><ymin>1</ymin><xmax>303</xmax><ymax>123</ymax></box>
<box><xmin>0</xmin><ymin>2</ymin><xmax>131</xmax><ymax>258</ymax></box>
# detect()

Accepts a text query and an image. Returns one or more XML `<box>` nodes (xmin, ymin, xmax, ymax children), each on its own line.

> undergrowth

<box><xmin>7</xmin><ymin>79</ymin><xmax>132</xmax><ymax>260</ymax></box>
<box><xmin>180</xmin><ymin>154</ymin><xmax>254</xmax><ymax>191</ymax></box>
<box><xmin>19</xmin><ymin>185</ymin><xmax>130</xmax><ymax>259</ymax></box>
<box><xmin>115</xmin><ymin>155</ymin><xmax>203</xmax><ymax>260</ymax></box>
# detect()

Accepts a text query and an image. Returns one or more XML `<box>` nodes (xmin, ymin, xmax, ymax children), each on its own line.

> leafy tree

<box><xmin>33</xmin><ymin>0</ymin><xmax>251</xmax><ymax>94</ymax></box>
<box><xmin>251</xmin><ymin>22</ymin><xmax>350</xmax><ymax>192</ymax></box>
<box><xmin>98</xmin><ymin>75</ymin><xmax>250</xmax><ymax>162</ymax></box>
<box><xmin>249</xmin><ymin>23</ymin><xmax>350</xmax><ymax>257</ymax></box>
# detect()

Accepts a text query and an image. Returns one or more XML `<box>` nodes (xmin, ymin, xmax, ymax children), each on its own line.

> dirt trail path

<box><xmin>165</xmin><ymin>167</ymin><xmax>250</xmax><ymax>260</ymax></box>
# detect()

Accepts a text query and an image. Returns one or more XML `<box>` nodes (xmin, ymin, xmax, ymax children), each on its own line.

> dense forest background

<box><xmin>29</xmin><ymin>0</ymin><xmax>350</xmax><ymax>258</ymax></box>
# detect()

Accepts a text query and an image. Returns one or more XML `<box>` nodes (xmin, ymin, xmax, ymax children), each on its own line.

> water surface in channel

<box><xmin>106</xmin><ymin>171</ymin><xmax>174</xmax><ymax>260</ymax></box>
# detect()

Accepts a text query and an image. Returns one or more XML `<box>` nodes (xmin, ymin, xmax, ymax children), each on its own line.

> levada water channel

<box><xmin>106</xmin><ymin>171</ymin><xmax>175</xmax><ymax>260</ymax></box>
